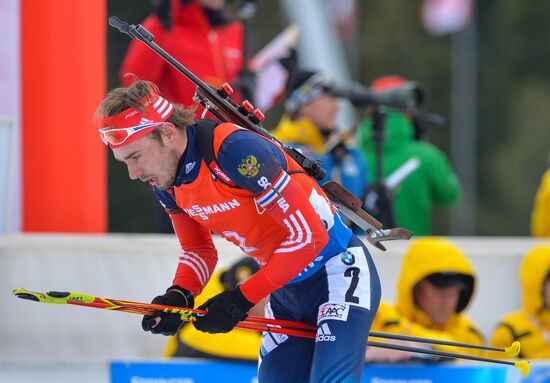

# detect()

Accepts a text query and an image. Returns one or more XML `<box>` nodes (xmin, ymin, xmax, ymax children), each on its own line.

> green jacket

<box><xmin>358</xmin><ymin>112</ymin><xmax>460</xmax><ymax>235</ymax></box>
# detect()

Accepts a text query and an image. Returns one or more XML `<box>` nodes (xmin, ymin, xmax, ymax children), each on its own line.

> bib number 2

<box><xmin>344</xmin><ymin>267</ymin><xmax>360</xmax><ymax>304</ymax></box>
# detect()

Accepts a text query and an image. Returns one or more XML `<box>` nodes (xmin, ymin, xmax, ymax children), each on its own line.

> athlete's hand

<box><xmin>193</xmin><ymin>288</ymin><xmax>254</xmax><ymax>333</ymax></box>
<box><xmin>142</xmin><ymin>285</ymin><xmax>194</xmax><ymax>336</ymax></box>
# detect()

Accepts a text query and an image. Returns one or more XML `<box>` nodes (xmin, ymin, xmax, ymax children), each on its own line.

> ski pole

<box><xmin>13</xmin><ymin>288</ymin><xmax>529</xmax><ymax>376</ymax></box>
<box><xmin>243</xmin><ymin>316</ymin><xmax>520</xmax><ymax>358</ymax></box>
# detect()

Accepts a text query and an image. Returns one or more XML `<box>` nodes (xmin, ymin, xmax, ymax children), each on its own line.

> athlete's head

<box><xmin>96</xmin><ymin>80</ymin><xmax>195</xmax><ymax>190</ymax></box>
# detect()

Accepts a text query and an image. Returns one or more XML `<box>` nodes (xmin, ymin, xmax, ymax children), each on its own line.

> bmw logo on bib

<box><xmin>341</xmin><ymin>250</ymin><xmax>355</xmax><ymax>265</ymax></box>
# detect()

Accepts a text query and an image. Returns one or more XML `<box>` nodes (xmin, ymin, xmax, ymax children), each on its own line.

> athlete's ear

<box><xmin>158</xmin><ymin>122</ymin><xmax>178</xmax><ymax>143</ymax></box>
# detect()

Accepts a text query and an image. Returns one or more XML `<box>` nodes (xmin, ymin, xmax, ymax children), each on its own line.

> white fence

<box><xmin>1</xmin><ymin>234</ymin><xmax>548</xmax><ymax>359</ymax></box>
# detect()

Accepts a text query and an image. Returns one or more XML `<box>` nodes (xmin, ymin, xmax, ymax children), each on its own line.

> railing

<box><xmin>2</xmin><ymin>234</ymin><xmax>549</xmax><ymax>360</ymax></box>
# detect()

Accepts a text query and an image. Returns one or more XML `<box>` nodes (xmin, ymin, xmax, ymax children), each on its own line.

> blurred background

<box><xmin>103</xmin><ymin>0</ymin><xmax>550</xmax><ymax>237</ymax></box>
<box><xmin>2</xmin><ymin>0</ymin><xmax>550</xmax><ymax>236</ymax></box>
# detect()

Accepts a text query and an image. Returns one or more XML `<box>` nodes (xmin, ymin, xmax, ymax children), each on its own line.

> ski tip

<box><xmin>12</xmin><ymin>288</ymin><xmax>39</xmax><ymax>302</ymax></box>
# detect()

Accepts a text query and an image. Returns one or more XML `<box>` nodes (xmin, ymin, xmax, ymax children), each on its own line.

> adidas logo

<box><xmin>316</xmin><ymin>323</ymin><xmax>336</xmax><ymax>342</ymax></box>
<box><xmin>139</xmin><ymin>117</ymin><xmax>153</xmax><ymax>125</ymax></box>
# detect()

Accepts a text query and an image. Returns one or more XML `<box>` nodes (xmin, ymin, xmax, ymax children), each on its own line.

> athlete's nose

<box><xmin>127</xmin><ymin>163</ymin><xmax>142</xmax><ymax>180</ymax></box>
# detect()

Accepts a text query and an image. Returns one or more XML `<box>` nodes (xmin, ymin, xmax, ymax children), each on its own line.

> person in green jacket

<box><xmin>357</xmin><ymin>75</ymin><xmax>461</xmax><ymax>236</ymax></box>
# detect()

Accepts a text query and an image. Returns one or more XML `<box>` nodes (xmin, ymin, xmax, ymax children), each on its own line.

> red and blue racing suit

<box><xmin>155</xmin><ymin>122</ymin><xmax>381</xmax><ymax>382</ymax></box>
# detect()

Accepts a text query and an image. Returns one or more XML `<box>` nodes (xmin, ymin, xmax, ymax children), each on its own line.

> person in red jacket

<box><xmin>120</xmin><ymin>0</ymin><xmax>245</xmax><ymax>233</ymax></box>
<box><xmin>96</xmin><ymin>80</ymin><xmax>381</xmax><ymax>382</ymax></box>
<box><xmin>120</xmin><ymin>0</ymin><xmax>243</xmax><ymax>106</ymax></box>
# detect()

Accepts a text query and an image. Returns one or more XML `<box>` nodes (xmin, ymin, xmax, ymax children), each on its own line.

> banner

<box><xmin>111</xmin><ymin>360</ymin><xmax>545</xmax><ymax>383</ymax></box>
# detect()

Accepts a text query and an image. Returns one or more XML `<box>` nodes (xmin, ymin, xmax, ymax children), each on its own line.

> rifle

<box><xmin>108</xmin><ymin>16</ymin><xmax>412</xmax><ymax>250</ymax></box>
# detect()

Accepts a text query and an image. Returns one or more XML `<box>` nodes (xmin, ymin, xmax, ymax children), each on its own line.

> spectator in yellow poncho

<box><xmin>489</xmin><ymin>245</ymin><xmax>550</xmax><ymax>359</ymax></box>
<box><xmin>164</xmin><ymin>257</ymin><xmax>264</xmax><ymax>360</ymax></box>
<box><xmin>367</xmin><ymin>238</ymin><xmax>484</xmax><ymax>361</ymax></box>
<box><xmin>531</xmin><ymin>168</ymin><xmax>550</xmax><ymax>237</ymax></box>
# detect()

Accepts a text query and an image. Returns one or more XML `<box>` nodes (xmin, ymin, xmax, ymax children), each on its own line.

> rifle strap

<box><xmin>195</xmin><ymin>119</ymin><xmax>238</xmax><ymax>188</ymax></box>
<box><xmin>196</xmin><ymin>119</ymin><xmax>311</xmax><ymax>185</ymax></box>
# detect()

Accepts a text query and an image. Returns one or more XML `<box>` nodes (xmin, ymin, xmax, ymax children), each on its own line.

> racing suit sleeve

<box><xmin>154</xmin><ymin>188</ymin><xmax>218</xmax><ymax>298</ymax></box>
<box><xmin>217</xmin><ymin>127</ymin><xmax>330</xmax><ymax>303</ymax></box>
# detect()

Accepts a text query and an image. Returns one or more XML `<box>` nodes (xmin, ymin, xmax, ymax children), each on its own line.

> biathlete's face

<box><xmin>112</xmin><ymin>126</ymin><xmax>182</xmax><ymax>191</ymax></box>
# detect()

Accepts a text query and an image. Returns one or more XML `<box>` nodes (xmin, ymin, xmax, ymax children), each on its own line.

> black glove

<box><xmin>193</xmin><ymin>288</ymin><xmax>254</xmax><ymax>334</ymax></box>
<box><xmin>142</xmin><ymin>285</ymin><xmax>194</xmax><ymax>336</ymax></box>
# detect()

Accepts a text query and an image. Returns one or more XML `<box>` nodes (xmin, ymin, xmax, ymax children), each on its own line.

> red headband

<box><xmin>102</xmin><ymin>88</ymin><xmax>174</xmax><ymax>148</ymax></box>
